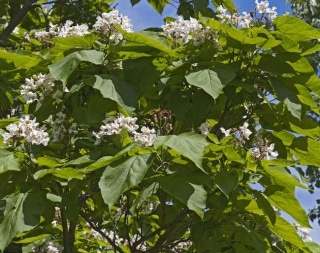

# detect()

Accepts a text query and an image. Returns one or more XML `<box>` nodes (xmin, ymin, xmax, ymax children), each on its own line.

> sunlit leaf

<box><xmin>154</xmin><ymin>132</ymin><xmax>210</xmax><ymax>172</ymax></box>
<box><xmin>186</xmin><ymin>69</ymin><xmax>224</xmax><ymax>100</ymax></box>
<box><xmin>0</xmin><ymin>149</ymin><xmax>20</xmax><ymax>174</ymax></box>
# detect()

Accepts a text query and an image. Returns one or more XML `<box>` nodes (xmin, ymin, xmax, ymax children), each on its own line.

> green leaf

<box><xmin>0</xmin><ymin>149</ymin><xmax>20</xmax><ymax>174</ymax></box>
<box><xmin>0</xmin><ymin>51</ymin><xmax>43</xmax><ymax>72</ymax></box>
<box><xmin>48</xmin><ymin>50</ymin><xmax>105</xmax><ymax>85</ymax></box>
<box><xmin>223</xmin><ymin>146</ymin><xmax>244</xmax><ymax>164</ymax></box>
<box><xmin>123</xmin><ymin>57</ymin><xmax>161</xmax><ymax>92</ymax></box>
<box><xmin>89</xmin><ymin>74</ymin><xmax>138</xmax><ymax>115</ymax></box>
<box><xmin>192</xmin><ymin>0</ymin><xmax>208</xmax><ymax>11</ymax></box>
<box><xmin>147</xmin><ymin>0</ymin><xmax>171</xmax><ymax>14</ymax></box>
<box><xmin>305</xmin><ymin>242</ymin><xmax>320</xmax><ymax>253</ymax></box>
<box><xmin>74</xmin><ymin>107</ymin><xmax>105</xmax><ymax>125</ymax></box>
<box><xmin>33</xmin><ymin>168</ymin><xmax>84</xmax><ymax>180</ymax></box>
<box><xmin>0</xmin><ymin>193</ymin><xmax>45</xmax><ymax>251</ymax></box>
<box><xmin>0</xmin><ymin>117</ymin><xmax>18</xmax><ymax>128</ymax></box>
<box><xmin>269</xmin><ymin>76</ymin><xmax>302</xmax><ymax>119</ymax></box>
<box><xmin>130</xmin><ymin>182</ymin><xmax>159</xmax><ymax>213</ymax></box>
<box><xmin>130</xmin><ymin>0</ymin><xmax>141</xmax><ymax>5</ymax></box>
<box><xmin>212</xmin><ymin>0</ymin><xmax>236</xmax><ymax>12</ymax></box>
<box><xmin>268</xmin><ymin>216</ymin><xmax>309</xmax><ymax>252</ymax></box>
<box><xmin>253</xmin><ymin>191</ymin><xmax>276</xmax><ymax>224</ymax></box>
<box><xmin>154</xmin><ymin>132</ymin><xmax>210</xmax><ymax>172</ymax></box>
<box><xmin>263</xmin><ymin>165</ymin><xmax>310</xmax><ymax>228</ymax></box>
<box><xmin>226</xmin><ymin>27</ymin><xmax>266</xmax><ymax>46</ymax></box>
<box><xmin>46</xmin><ymin>193</ymin><xmax>62</xmax><ymax>203</ymax></box>
<box><xmin>15</xmin><ymin>233</ymin><xmax>50</xmax><ymax>243</ymax></box>
<box><xmin>274</xmin><ymin>15</ymin><xmax>320</xmax><ymax>41</ymax></box>
<box><xmin>81</xmin><ymin>143</ymin><xmax>137</xmax><ymax>173</ymax></box>
<box><xmin>291</xmin><ymin>137</ymin><xmax>320</xmax><ymax>167</ymax></box>
<box><xmin>99</xmin><ymin>154</ymin><xmax>154</xmax><ymax>209</ymax></box>
<box><xmin>158</xmin><ymin>176</ymin><xmax>207</xmax><ymax>218</ymax></box>
<box><xmin>185</xmin><ymin>69</ymin><xmax>224</xmax><ymax>100</ymax></box>
<box><xmin>215</xmin><ymin>170</ymin><xmax>238</xmax><ymax>198</ymax></box>
<box><xmin>117</xmin><ymin>28</ymin><xmax>179</xmax><ymax>56</ymax></box>
<box><xmin>37</xmin><ymin>156</ymin><xmax>62</xmax><ymax>168</ymax></box>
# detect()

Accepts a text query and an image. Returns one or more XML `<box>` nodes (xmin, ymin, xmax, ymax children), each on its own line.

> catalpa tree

<box><xmin>0</xmin><ymin>0</ymin><xmax>320</xmax><ymax>252</ymax></box>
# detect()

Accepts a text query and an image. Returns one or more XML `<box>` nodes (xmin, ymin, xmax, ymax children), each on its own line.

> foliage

<box><xmin>288</xmin><ymin>0</ymin><xmax>320</xmax><ymax>225</ymax></box>
<box><xmin>0</xmin><ymin>0</ymin><xmax>320</xmax><ymax>252</ymax></box>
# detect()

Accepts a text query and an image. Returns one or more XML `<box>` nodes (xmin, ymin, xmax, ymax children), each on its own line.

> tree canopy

<box><xmin>1</xmin><ymin>0</ymin><xmax>320</xmax><ymax>252</ymax></box>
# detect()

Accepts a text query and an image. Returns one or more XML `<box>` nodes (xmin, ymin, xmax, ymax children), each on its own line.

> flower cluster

<box><xmin>162</xmin><ymin>17</ymin><xmax>217</xmax><ymax>46</ymax></box>
<box><xmin>20</xmin><ymin>73</ymin><xmax>55</xmax><ymax>104</ymax></box>
<box><xmin>218</xmin><ymin>122</ymin><xmax>279</xmax><ymax>160</ymax></box>
<box><xmin>217</xmin><ymin>0</ymin><xmax>277</xmax><ymax>28</ymax></box>
<box><xmin>93</xmin><ymin>115</ymin><xmax>156</xmax><ymax>147</ymax></box>
<box><xmin>294</xmin><ymin>223</ymin><xmax>312</xmax><ymax>242</ymax></box>
<box><xmin>34</xmin><ymin>20</ymin><xmax>89</xmax><ymax>41</ymax></box>
<box><xmin>93</xmin><ymin>10</ymin><xmax>133</xmax><ymax>43</ymax></box>
<box><xmin>251</xmin><ymin>141</ymin><xmax>278</xmax><ymax>160</ymax></box>
<box><xmin>32</xmin><ymin>239</ymin><xmax>63</xmax><ymax>253</ymax></box>
<box><xmin>52</xmin><ymin>112</ymin><xmax>78</xmax><ymax>142</ymax></box>
<box><xmin>220</xmin><ymin>122</ymin><xmax>252</xmax><ymax>141</ymax></box>
<box><xmin>2</xmin><ymin>115</ymin><xmax>50</xmax><ymax>146</ymax></box>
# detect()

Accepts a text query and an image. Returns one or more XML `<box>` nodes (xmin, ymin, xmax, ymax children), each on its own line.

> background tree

<box><xmin>1</xmin><ymin>0</ymin><xmax>320</xmax><ymax>252</ymax></box>
<box><xmin>288</xmin><ymin>0</ymin><xmax>320</xmax><ymax>226</ymax></box>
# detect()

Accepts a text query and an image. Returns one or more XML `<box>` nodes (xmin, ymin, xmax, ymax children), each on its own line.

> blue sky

<box><xmin>115</xmin><ymin>0</ymin><xmax>320</xmax><ymax>244</ymax></box>
<box><xmin>115</xmin><ymin>0</ymin><xmax>292</xmax><ymax>30</ymax></box>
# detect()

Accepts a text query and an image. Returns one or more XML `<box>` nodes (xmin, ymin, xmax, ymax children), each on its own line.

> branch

<box><xmin>79</xmin><ymin>210</ymin><xmax>124</xmax><ymax>253</ymax></box>
<box><xmin>60</xmin><ymin>207</ymin><xmax>73</xmax><ymax>253</ymax></box>
<box><xmin>146</xmin><ymin>208</ymin><xmax>190</xmax><ymax>253</ymax></box>
<box><xmin>0</xmin><ymin>0</ymin><xmax>36</xmax><ymax>46</ymax></box>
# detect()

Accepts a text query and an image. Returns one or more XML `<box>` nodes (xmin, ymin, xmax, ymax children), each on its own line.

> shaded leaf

<box><xmin>147</xmin><ymin>0</ymin><xmax>171</xmax><ymax>14</ymax></box>
<box><xmin>99</xmin><ymin>154</ymin><xmax>154</xmax><ymax>209</ymax></box>
<box><xmin>0</xmin><ymin>193</ymin><xmax>45</xmax><ymax>251</ymax></box>
<box><xmin>49</xmin><ymin>50</ymin><xmax>105</xmax><ymax>85</ymax></box>
<box><xmin>158</xmin><ymin>176</ymin><xmax>207</xmax><ymax>218</ymax></box>
<box><xmin>89</xmin><ymin>74</ymin><xmax>138</xmax><ymax>115</ymax></box>
<box><xmin>216</xmin><ymin>170</ymin><xmax>238</xmax><ymax>198</ymax></box>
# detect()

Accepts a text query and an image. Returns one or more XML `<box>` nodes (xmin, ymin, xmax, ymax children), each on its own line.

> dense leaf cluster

<box><xmin>0</xmin><ymin>0</ymin><xmax>320</xmax><ymax>252</ymax></box>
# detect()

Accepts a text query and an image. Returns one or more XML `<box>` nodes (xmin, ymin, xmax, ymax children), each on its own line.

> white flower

<box><xmin>134</xmin><ymin>126</ymin><xmax>157</xmax><ymax>147</ymax></box>
<box><xmin>94</xmin><ymin>115</ymin><xmax>157</xmax><ymax>146</ymax></box>
<box><xmin>115</xmin><ymin>115</ymin><xmax>139</xmax><ymax>133</ymax></box>
<box><xmin>239</xmin><ymin>122</ymin><xmax>252</xmax><ymax>140</ymax></box>
<box><xmin>220</xmin><ymin>127</ymin><xmax>231</xmax><ymax>137</ymax></box>
<box><xmin>20</xmin><ymin>73</ymin><xmax>55</xmax><ymax>104</ymax></box>
<box><xmin>268</xmin><ymin>6</ymin><xmax>277</xmax><ymax>20</ymax></box>
<box><xmin>162</xmin><ymin>16</ymin><xmax>212</xmax><ymax>45</ymax></box>
<box><xmin>239</xmin><ymin>12</ymin><xmax>253</xmax><ymax>28</ymax></box>
<box><xmin>310</xmin><ymin>0</ymin><xmax>317</xmax><ymax>6</ymax></box>
<box><xmin>199</xmin><ymin>122</ymin><xmax>210</xmax><ymax>136</ymax></box>
<box><xmin>93</xmin><ymin>10</ymin><xmax>133</xmax><ymax>43</ymax></box>
<box><xmin>294</xmin><ymin>223</ymin><xmax>312</xmax><ymax>242</ymax></box>
<box><xmin>255</xmin><ymin>0</ymin><xmax>269</xmax><ymax>13</ymax></box>
<box><xmin>2</xmin><ymin>115</ymin><xmax>50</xmax><ymax>146</ymax></box>
<box><xmin>267</xmin><ymin>143</ymin><xmax>278</xmax><ymax>159</ymax></box>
